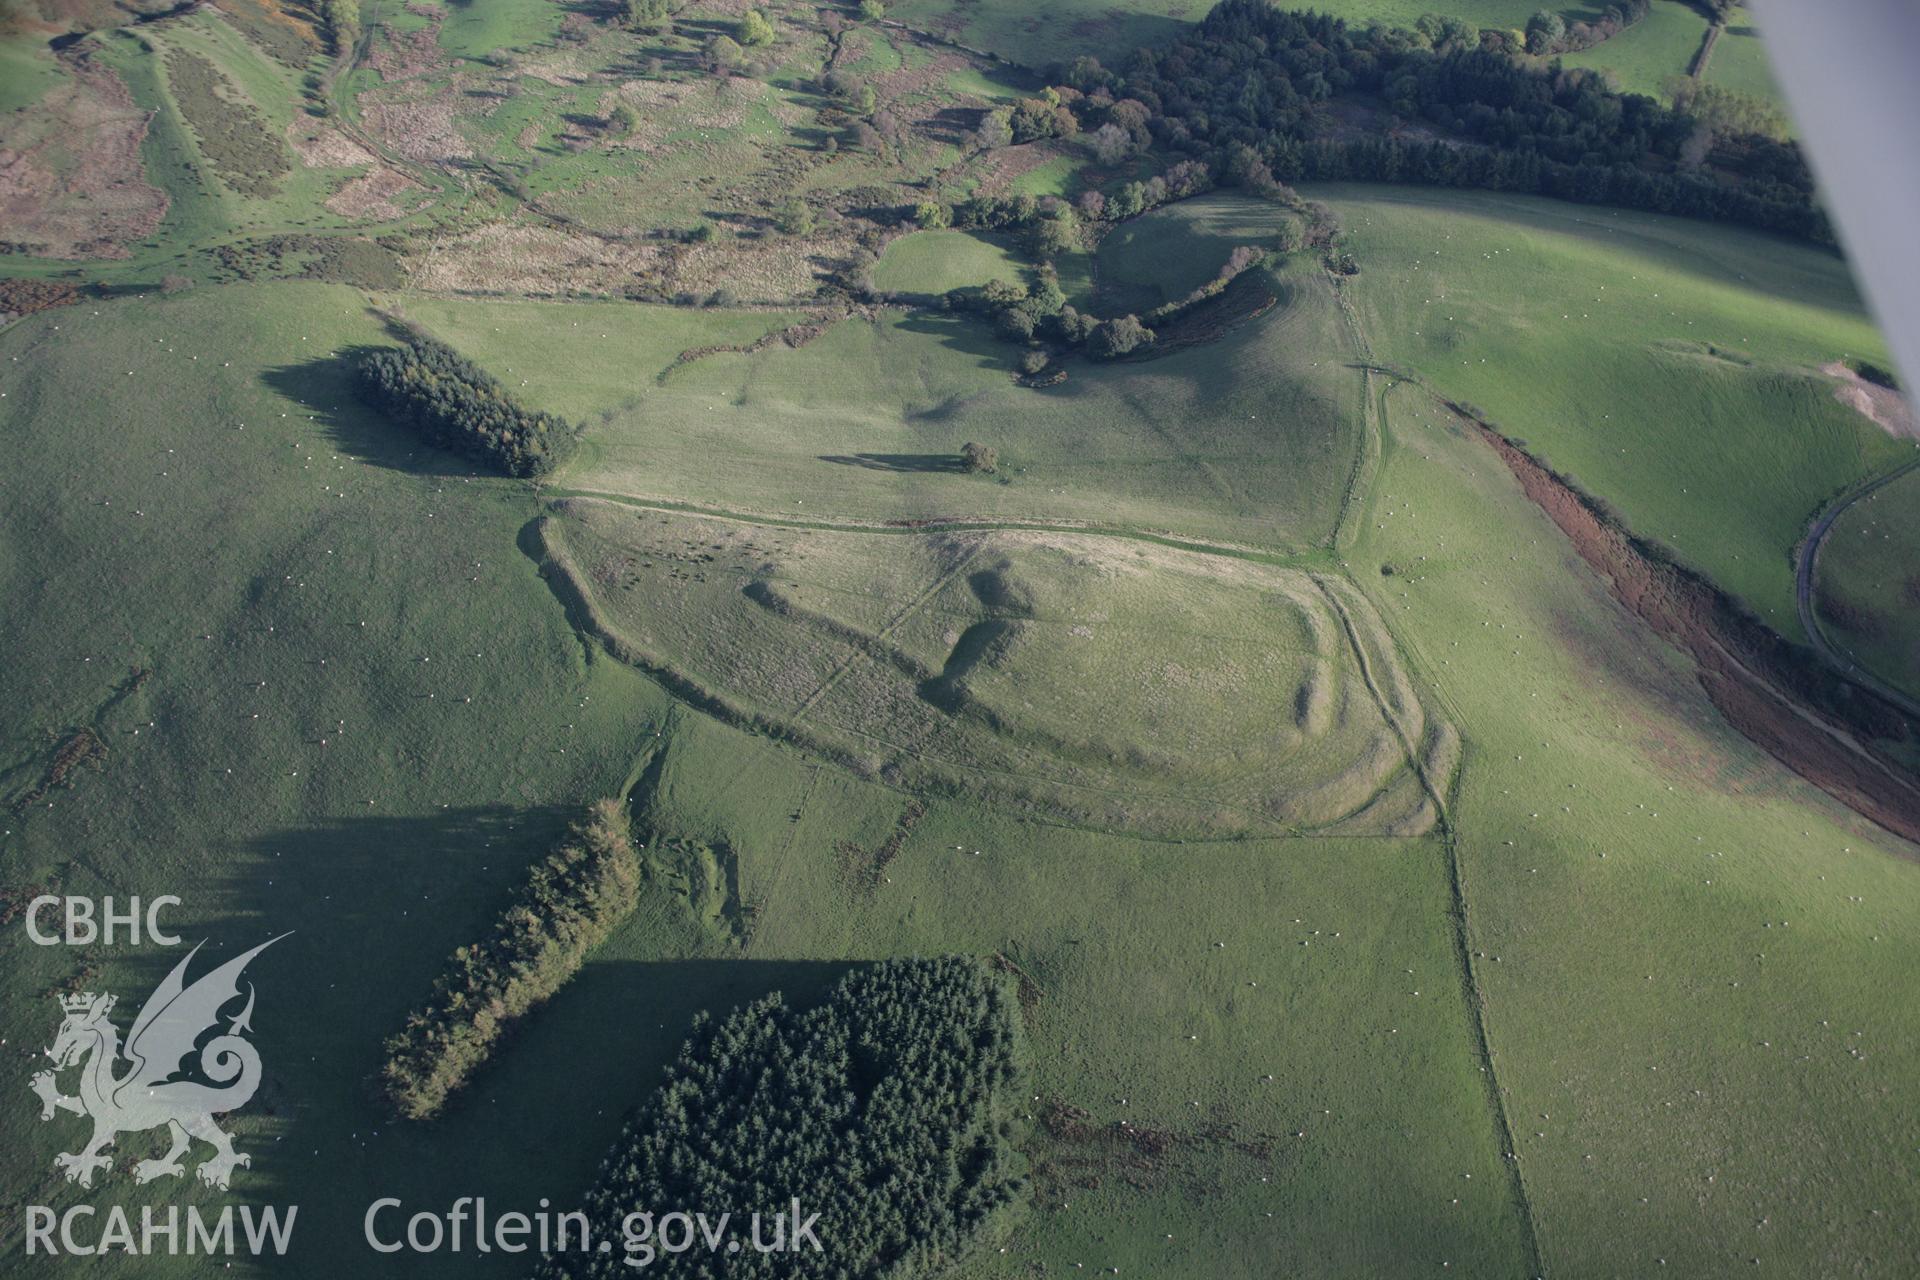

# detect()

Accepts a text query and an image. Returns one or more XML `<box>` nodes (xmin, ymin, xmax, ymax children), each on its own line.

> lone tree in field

<box><xmin>962</xmin><ymin>441</ymin><xmax>998</xmax><ymax>473</ymax></box>
<box><xmin>704</xmin><ymin>33</ymin><xmax>743</xmax><ymax>71</ymax></box>
<box><xmin>734</xmin><ymin>8</ymin><xmax>775</xmax><ymax>46</ymax></box>
<box><xmin>775</xmin><ymin>196</ymin><xmax>815</xmax><ymax>236</ymax></box>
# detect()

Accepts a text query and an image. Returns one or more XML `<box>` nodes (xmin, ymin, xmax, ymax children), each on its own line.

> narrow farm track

<box><xmin>791</xmin><ymin>540</ymin><xmax>983</xmax><ymax>717</ymax></box>
<box><xmin>545</xmin><ymin>488</ymin><xmax>1321</xmax><ymax>565</ymax></box>
<box><xmin>1795</xmin><ymin>456</ymin><xmax>1920</xmax><ymax>719</ymax></box>
<box><xmin>1361</xmin><ymin>417</ymin><xmax>1547</xmax><ymax>1280</ymax></box>
<box><xmin>1329</xmin><ymin>290</ymin><xmax>1547</xmax><ymax>1277</ymax></box>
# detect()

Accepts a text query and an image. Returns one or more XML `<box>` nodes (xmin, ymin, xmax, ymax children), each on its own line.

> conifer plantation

<box><xmin>542</xmin><ymin>957</ymin><xmax>1028</xmax><ymax>1278</ymax></box>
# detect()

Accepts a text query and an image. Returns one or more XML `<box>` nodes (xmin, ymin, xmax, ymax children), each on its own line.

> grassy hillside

<box><xmin>1342</xmin><ymin>373</ymin><xmax>1920</xmax><ymax>1276</ymax></box>
<box><xmin>0</xmin><ymin>278</ymin><xmax>1519</xmax><ymax>1278</ymax></box>
<box><xmin>4</xmin><ymin>0</ymin><xmax>1917</xmax><ymax>1269</ymax></box>
<box><xmin>1091</xmin><ymin>197</ymin><xmax>1304</xmax><ymax>315</ymax></box>
<box><xmin>0</xmin><ymin>39</ymin><xmax>66</xmax><ymax>113</ymax></box>
<box><xmin>0</xmin><ymin>282</ymin><xmax>684</xmax><ymax>1275</ymax></box>
<box><xmin>621</xmin><ymin>714</ymin><xmax>1532</xmax><ymax>1280</ymax></box>
<box><xmin>1705</xmin><ymin>7</ymin><xmax>1788</xmax><ymax>107</ymax></box>
<box><xmin>1317</xmin><ymin>183</ymin><xmax>1904</xmax><ymax>636</ymax></box>
<box><xmin>415</xmin><ymin>249</ymin><xmax>1364</xmax><ymax>551</ymax></box>
<box><xmin>3</xmin><ymin>206</ymin><xmax>1918</xmax><ymax>1278</ymax></box>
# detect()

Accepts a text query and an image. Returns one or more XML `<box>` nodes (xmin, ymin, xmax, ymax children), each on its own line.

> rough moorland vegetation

<box><xmin>539</xmin><ymin>956</ymin><xmax>1027</xmax><ymax>1279</ymax></box>
<box><xmin>379</xmin><ymin>800</ymin><xmax>640</xmax><ymax>1120</ymax></box>
<box><xmin>357</xmin><ymin>328</ymin><xmax>578</xmax><ymax>477</ymax></box>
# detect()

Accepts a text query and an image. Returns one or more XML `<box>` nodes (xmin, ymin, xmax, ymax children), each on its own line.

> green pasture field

<box><xmin>0</xmin><ymin>281</ymin><xmax>683</xmax><ymax>1275</ymax></box>
<box><xmin>1314</xmin><ymin>182</ymin><xmax>1904</xmax><ymax>637</ymax></box>
<box><xmin>4</xmin><ymin>0</ymin><xmax>1919</xmax><ymax>1268</ymax></box>
<box><xmin>872</xmin><ymin>228</ymin><xmax>1028</xmax><ymax>295</ymax></box>
<box><xmin>1814</xmin><ymin>466</ymin><xmax>1920</xmax><ymax>700</ymax></box>
<box><xmin>432</xmin><ymin>0</ymin><xmax>565</xmax><ymax>61</ymax></box>
<box><xmin>1006</xmin><ymin>153</ymin><xmax>1079</xmax><ymax>198</ymax></box>
<box><xmin>1704</xmin><ymin>7</ymin><xmax>1787</xmax><ymax>107</ymax></box>
<box><xmin>4</xmin><ymin>179</ymin><xmax>1920</xmax><ymax>1280</ymax></box>
<box><xmin>412</xmin><ymin>248</ymin><xmax>1364</xmax><ymax>550</ymax></box>
<box><xmin>1341</xmin><ymin>374</ymin><xmax>1920</xmax><ymax>1276</ymax></box>
<box><xmin>1559</xmin><ymin>0</ymin><xmax>1706</xmax><ymax>100</ymax></box>
<box><xmin>614</xmin><ymin>713</ymin><xmax>1531</xmax><ymax>1280</ymax></box>
<box><xmin>0</xmin><ymin>276</ymin><xmax>1514</xmax><ymax>1279</ymax></box>
<box><xmin>0</xmin><ymin>40</ymin><xmax>66</xmax><ymax>113</ymax></box>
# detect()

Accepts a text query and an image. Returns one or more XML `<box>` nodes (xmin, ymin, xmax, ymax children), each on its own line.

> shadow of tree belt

<box><xmin>817</xmin><ymin>452</ymin><xmax>966</xmax><ymax>473</ymax></box>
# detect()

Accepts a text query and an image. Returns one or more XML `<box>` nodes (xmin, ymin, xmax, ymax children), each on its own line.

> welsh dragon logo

<box><xmin>29</xmin><ymin>936</ymin><xmax>287</xmax><ymax>1190</ymax></box>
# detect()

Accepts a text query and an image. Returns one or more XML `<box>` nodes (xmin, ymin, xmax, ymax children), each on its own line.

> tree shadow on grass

<box><xmin>260</xmin><ymin>348</ymin><xmax>487</xmax><ymax>480</ymax></box>
<box><xmin>201</xmin><ymin>803</ymin><xmax>863</xmax><ymax>1274</ymax></box>
<box><xmin>817</xmin><ymin>452</ymin><xmax>966</xmax><ymax>473</ymax></box>
<box><xmin>891</xmin><ymin>309</ymin><xmax>1017</xmax><ymax>374</ymax></box>
<box><xmin>23</xmin><ymin>806</ymin><xmax>582</xmax><ymax>1257</ymax></box>
<box><xmin>421</xmin><ymin>955</ymin><xmax>863</xmax><ymax>1192</ymax></box>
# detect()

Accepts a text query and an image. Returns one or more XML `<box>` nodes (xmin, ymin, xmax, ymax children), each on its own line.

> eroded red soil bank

<box><xmin>1471</xmin><ymin>417</ymin><xmax>1920</xmax><ymax>849</ymax></box>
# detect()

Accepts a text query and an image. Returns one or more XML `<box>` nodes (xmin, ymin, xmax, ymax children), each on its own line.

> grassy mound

<box><xmin>0</xmin><ymin>282</ymin><xmax>681</xmax><ymax>1262</ymax></box>
<box><xmin>1092</xmin><ymin>195</ymin><xmax>1304</xmax><ymax>315</ymax></box>
<box><xmin>542</xmin><ymin>500</ymin><xmax>1452</xmax><ymax>838</ymax></box>
<box><xmin>1345</xmin><ymin>377</ymin><xmax>1920</xmax><ymax>1277</ymax></box>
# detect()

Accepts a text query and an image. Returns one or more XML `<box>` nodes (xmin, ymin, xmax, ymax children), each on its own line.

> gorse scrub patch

<box><xmin>357</xmin><ymin>328</ymin><xmax>579</xmax><ymax>476</ymax></box>
<box><xmin>164</xmin><ymin>48</ymin><xmax>291</xmax><ymax>200</ymax></box>
<box><xmin>379</xmin><ymin>801</ymin><xmax>640</xmax><ymax>1120</ymax></box>
<box><xmin>540</xmin><ymin>956</ymin><xmax>1027</xmax><ymax>1279</ymax></box>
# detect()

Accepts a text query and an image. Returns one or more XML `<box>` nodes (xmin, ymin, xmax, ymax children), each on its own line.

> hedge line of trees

<box><xmin>1261</xmin><ymin>133</ymin><xmax>1827</xmax><ymax>239</ymax></box>
<box><xmin>538</xmin><ymin>956</ymin><xmax>1027</xmax><ymax>1279</ymax></box>
<box><xmin>946</xmin><ymin>270</ymin><xmax>1153</xmax><ymax>360</ymax></box>
<box><xmin>379</xmin><ymin>801</ymin><xmax>640</xmax><ymax>1120</ymax></box>
<box><xmin>1049</xmin><ymin>3</ymin><xmax>1823</xmax><ymax>241</ymax></box>
<box><xmin>358</xmin><ymin>329</ymin><xmax>578</xmax><ymax>477</ymax></box>
<box><xmin>1521</xmin><ymin>1</ymin><xmax>1649</xmax><ymax>56</ymax></box>
<box><xmin>317</xmin><ymin>0</ymin><xmax>359</xmax><ymax>54</ymax></box>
